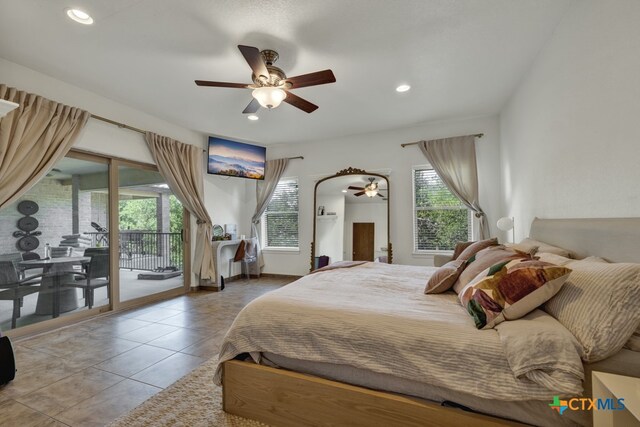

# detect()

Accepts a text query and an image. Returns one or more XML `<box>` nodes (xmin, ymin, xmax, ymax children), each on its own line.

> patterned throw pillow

<box><xmin>459</xmin><ymin>259</ymin><xmax>571</xmax><ymax>329</ymax></box>
<box><xmin>452</xmin><ymin>246</ymin><xmax>528</xmax><ymax>294</ymax></box>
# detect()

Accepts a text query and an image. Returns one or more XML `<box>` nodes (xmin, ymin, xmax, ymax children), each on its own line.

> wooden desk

<box><xmin>19</xmin><ymin>257</ymin><xmax>90</xmax><ymax>316</ymax></box>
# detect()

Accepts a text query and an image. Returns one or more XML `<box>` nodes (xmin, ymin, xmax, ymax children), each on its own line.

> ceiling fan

<box><xmin>348</xmin><ymin>178</ymin><xmax>386</xmax><ymax>198</ymax></box>
<box><xmin>195</xmin><ymin>45</ymin><xmax>336</xmax><ymax>114</ymax></box>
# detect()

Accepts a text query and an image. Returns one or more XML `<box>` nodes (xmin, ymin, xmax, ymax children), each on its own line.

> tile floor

<box><xmin>0</xmin><ymin>276</ymin><xmax>293</xmax><ymax>427</ymax></box>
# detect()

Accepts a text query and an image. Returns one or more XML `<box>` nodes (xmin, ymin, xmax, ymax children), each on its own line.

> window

<box><xmin>413</xmin><ymin>167</ymin><xmax>472</xmax><ymax>252</ymax></box>
<box><xmin>262</xmin><ymin>178</ymin><xmax>299</xmax><ymax>249</ymax></box>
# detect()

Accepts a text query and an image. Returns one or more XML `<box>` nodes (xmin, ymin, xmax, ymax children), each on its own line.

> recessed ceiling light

<box><xmin>247</xmin><ymin>115</ymin><xmax>259</xmax><ymax>121</ymax></box>
<box><xmin>396</xmin><ymin>84</ymin><xmax>411</xmax><ymax>93</ymax></box>
<box><xmin>341</xmin><ymin>190</ymin><xmax>348</xmax><ymax>193</ymax></box>
<box><xmin>66</xmin><ymin>8</ymin><xmax>94</xmax><ymax>25</ymax></box>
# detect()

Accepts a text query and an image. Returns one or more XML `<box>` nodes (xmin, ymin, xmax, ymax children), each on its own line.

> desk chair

<box><xmin>229</xmin><ymin>238</ymin><xmax>260</xmax><ymax>280</ymax></box>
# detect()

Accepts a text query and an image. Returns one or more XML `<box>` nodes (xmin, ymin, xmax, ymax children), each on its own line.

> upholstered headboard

<box><xmin>529</xmin><ymin>217</ymin><xmax>640</xmax><ymax>263</ymax></box>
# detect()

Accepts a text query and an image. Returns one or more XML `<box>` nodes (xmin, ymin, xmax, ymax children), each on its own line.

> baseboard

<box><xmin>197</xmin><ymin>273</ymin><xmax>302</xmax><ymax>292</ymax></box>
<box><xmin>259</xmin><ymin>273</ymin><xmax>303</xmax><ymax>280</ymax></box>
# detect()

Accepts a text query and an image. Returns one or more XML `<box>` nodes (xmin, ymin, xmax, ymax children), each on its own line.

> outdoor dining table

<box><xmin>18</xmin><ymin>256</ymin><xmax>90</xmax><ymax>317</ymax></box>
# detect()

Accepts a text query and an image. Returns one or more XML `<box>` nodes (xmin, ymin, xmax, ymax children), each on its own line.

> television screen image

<box><xmin>207</xmin><ymin>137</ymin><xmax>266</xmax><ymax>180</ymax></box>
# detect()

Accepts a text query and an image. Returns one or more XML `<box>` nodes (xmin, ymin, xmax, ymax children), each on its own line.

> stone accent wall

<box><xmin>0</xmin><ymin>178</ymin><xmax>73</xmax><ymax>257</ymax></box>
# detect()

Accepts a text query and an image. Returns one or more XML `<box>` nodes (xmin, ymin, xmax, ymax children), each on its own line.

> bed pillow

<box><xmin>452</xmin><ymin>246</ymin><xmax>527</xmax><ymax>294</ymax></box>
<box><xmin>455</xmin><ymin>238</ymin><xmax>499</xmax><ymax>262</ymax></box>
<box><xmin>505</xmin><ymin>241</ymin><xmax>538</xmax><ymax>256</ymax></box>
<box><xmin>452</xmin><ymin>241</ymin><xmax>474</xmax><ymax>260</ymax></box>
<box><xmin>625</xmin><ymin>325</ymin><xmax>640</xmax><ymax>352</ymax></box>
<box><xmin>425</xmin><ymin>259</ymin><xmax>465</xmax><ymax>294</ymax></box>
<box><xmin>536</xmin><ymin>252</ymin><xmax>573</xmax><ymax>266</ymax></box>
<box><xmin>520</xmin><ymin>238</ymin><xmax>575</xmax><ymax>258</ymax></box>
<box><xmin>459</xmin><ymin>259</ymin><xmax>571</xmax><ymax>329</ymax></box>
<box><xmin>544</xmin><ymin>258</ymin><xmax>640</xmax><ymax>362</ymax></box>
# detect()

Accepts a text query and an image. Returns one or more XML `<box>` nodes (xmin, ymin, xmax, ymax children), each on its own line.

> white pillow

<box><xmin>520</xmin><ymin>238</ymin><xmax>575</xmax><ymax>258</ymax></box>
<box><xmin>544</xmin><ymin>258</ymin><xmax>640</xmax><ymax>362</ymax></box>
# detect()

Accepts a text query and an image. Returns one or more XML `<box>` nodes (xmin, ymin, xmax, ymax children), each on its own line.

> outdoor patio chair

<box><xmin>0</xmin><ymin>261</ymin><xmax>44</xmax><ymax>329</ymax></box>
<box><xmin>62</xmin><ymin>253</ymin><xmax>109</xmax><ymax>309</ymax></box>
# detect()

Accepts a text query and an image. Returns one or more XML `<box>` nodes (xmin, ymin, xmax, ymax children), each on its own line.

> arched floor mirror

<box><xmin>310</xmin><ymin>167</ymin><xmax>391</xmax><ymax>272</ymax></box>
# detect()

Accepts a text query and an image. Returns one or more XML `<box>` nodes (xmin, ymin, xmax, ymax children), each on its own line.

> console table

<box><xmin>209</xmin><ymin>240</ymin><xmax>242</xmax><ymax>289</ymax></box>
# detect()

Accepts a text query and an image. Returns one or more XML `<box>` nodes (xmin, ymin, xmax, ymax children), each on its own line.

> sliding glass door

<box><xmin>0</xmin><ymin>150</ymin><xmax>190</xmax><ymax>335</ymax></box>
<box><xmin>117</xmin><ymin>163</ymin><xmax>187</xmax><ymax>304</ymax></box>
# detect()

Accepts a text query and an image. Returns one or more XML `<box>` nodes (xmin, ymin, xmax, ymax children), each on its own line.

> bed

<box><xmin>215</xmin><ymin>218</ymin><xmax>640</xmax><ymax>427</ymax></box>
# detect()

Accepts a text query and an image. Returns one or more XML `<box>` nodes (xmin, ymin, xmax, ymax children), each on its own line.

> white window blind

<box><xmin>263</xmin><ymin>179</ymin><xmax>299</xmax><ymax>248</ymax></box>
<box><xmin>413</xmin><ymin>168</ymin><xmax>472</xmax><ymax>252</ymax></box>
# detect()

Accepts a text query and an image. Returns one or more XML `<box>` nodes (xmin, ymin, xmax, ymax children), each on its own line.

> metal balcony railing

<box><xmin>84</xmin><ymin>231</ymin><xmax>183</xmax><ymax>271</ymax></box>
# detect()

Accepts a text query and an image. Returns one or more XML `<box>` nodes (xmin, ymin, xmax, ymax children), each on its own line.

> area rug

<box><xmin>108</xmin><ymin>357</ymin><xmax>268</xmax><ymax>427</ymax></box>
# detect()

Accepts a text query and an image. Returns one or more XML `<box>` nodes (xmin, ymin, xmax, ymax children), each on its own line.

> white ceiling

<box><xmin>0</xmin><ymin>0</ymin><xmax>571</xmax><ymax>144</ymax></box>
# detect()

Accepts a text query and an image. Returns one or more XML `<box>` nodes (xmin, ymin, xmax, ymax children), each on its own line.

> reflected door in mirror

<box><xmin>353</xmin><ymin>223</ymin><xmax>374</xmax><ymax>261</ymax></box>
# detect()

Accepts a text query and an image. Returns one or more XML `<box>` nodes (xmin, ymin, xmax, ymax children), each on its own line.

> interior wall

<box><xmin>0</xmin><ymin>57</ymin><xmax>248</xmax><ymax>285</ymax></box>
<box><xmin>257</xmin><ymin>115</ymin><xmax>502</xmax><ymax>276</ymax></box>
<box><xmin>499</xmin><ymin>0</ymin><xmax>640</xmax><ymax>240</ymax></box>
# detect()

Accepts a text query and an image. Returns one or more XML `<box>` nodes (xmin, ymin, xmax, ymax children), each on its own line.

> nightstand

<box><xmin>592</xmin><ymin>372</ymin><xmax>640</xmax><ymax>426</ymax></box>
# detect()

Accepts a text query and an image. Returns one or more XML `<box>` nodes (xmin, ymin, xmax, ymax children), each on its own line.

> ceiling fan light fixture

<box><xmin>364</xmin><ymin>188</ymin><xmax>378</xmax><ymax>198</ymax></box>
<box><xmin>252</xmin><ymin>87</ymin><xmax>286</xmax><ymax>109</ymax></box>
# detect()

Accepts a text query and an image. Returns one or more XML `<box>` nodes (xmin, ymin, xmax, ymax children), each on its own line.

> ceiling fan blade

<box><xmin>376</xmin><ymin>193</ymin><xmax>385</xmax><ymax>198</ymax></box>
<box><xmin>195</xmin><ymin>80</ymin><xmax>249</xmax><ymax>88</ymax></box>
<box><xmin>354</xmin><ymin>191</ymin><xmax>366</xmax><ymax>197</ymax></box>
<box><xmin>348</xmin><ymin>186</ymin><xmax>364</xmax><ymax>191</ymax></box>
<box><xmin>284</xmin><ymin>91</ymin><xmax>318</xmax><ymax>113</ymax></box>
<box><xmin>285</xmin><ymin>70</ymin><xmax>336</xmax><ymax>89</ymax></box>
<box><xmin>238</xmin><ymin>45</ymin><xmax>270</xmax><ymax>79</ymax></box>
<box><xmin>242</xmin><ymin>98</ymin><xmax>260</xmax><ymax>114</ymax></box>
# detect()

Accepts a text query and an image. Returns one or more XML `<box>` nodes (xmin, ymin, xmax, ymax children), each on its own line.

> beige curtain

<box><xmin>0</xmin><ymin>85</ymin><xmax>89</xmax><ymax>209</ymax></box>
<box><xmin>145</xmin><ymin>132</ymin><xmax>216</xmax><ymax>281</ymax></box>
<box><xmin>419</xmin><ymin>135</ymin><xmax>490</xmax><ymax>239</ymax></box>
<box><xmin>251</xmin><ymin>158</ymin><xmax>289</xmax><ymax>267</ymax></box>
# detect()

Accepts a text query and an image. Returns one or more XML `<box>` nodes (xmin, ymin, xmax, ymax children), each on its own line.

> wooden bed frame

<box><xmin>222</xmin><ymin>360</ymin><xmax>524</xmax><ymax>426</ymax></box>
<box><xmin>221</xmin><ymin>217</ymin><xmax>640</xmax><ymax>426</ymax></box>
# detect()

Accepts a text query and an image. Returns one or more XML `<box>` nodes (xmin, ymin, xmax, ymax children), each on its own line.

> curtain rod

<box><xmin>90</xmin><ymin>114</ymin><xmax>304</xmax><ymax>160</ymax></box>
<box><xmin>400</xmin><ymin>133</ymin><xmax>484</xmax><ymax>148</ymax></box>
<box><xmin>91</xmin><ymin>114</ymin><xmax>146</xmax><ymax>135</ymax></box>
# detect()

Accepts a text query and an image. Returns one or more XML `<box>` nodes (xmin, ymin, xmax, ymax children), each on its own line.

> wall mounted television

<box><xmin>207</xmin><ymin>136</ymin><xmax>266</xmax><ymax>180</ymax></box>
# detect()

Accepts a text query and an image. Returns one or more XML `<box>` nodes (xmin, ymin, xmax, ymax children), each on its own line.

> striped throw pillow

<box><xmin>544</xmin><ymin>259</ymin><xmax>640</xmax><ymax>362</ymax></box>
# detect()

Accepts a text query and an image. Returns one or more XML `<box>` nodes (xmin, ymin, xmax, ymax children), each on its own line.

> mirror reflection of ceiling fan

<box><xmin>347</xmin><ymin>178</ymin><xmax>386</xmax><ymax>198</ymax></box>
<box><xmin>195</xmin><ymin>45</ymin><xmax>336</xmax><ymax>114</ymax></box>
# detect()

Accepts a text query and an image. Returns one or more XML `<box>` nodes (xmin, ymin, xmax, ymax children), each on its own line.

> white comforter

<box><xmin>215</xmin><ymin>262</ymin><xmax>584</xmax><ymax>400</ymax></box>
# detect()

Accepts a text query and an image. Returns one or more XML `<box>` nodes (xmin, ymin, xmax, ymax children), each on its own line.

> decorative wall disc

<box><xmin>17</xmin><ymin>236</ymin><xmax>39</xmax><ymax>251</ymax></box>
<box><xmin>17</xmin><ymin>216</ymin><xmax>39</xmax><ymax>232</ymax></box>
<box><xmin>17</xmin><ymin>200</ymin><xmax>39</xmax><ymax>215</ymax></box>
<box><xmin>14</xmin><ymin>199</ymin><xmax>41</xmax><ymax>253</ymax></box>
